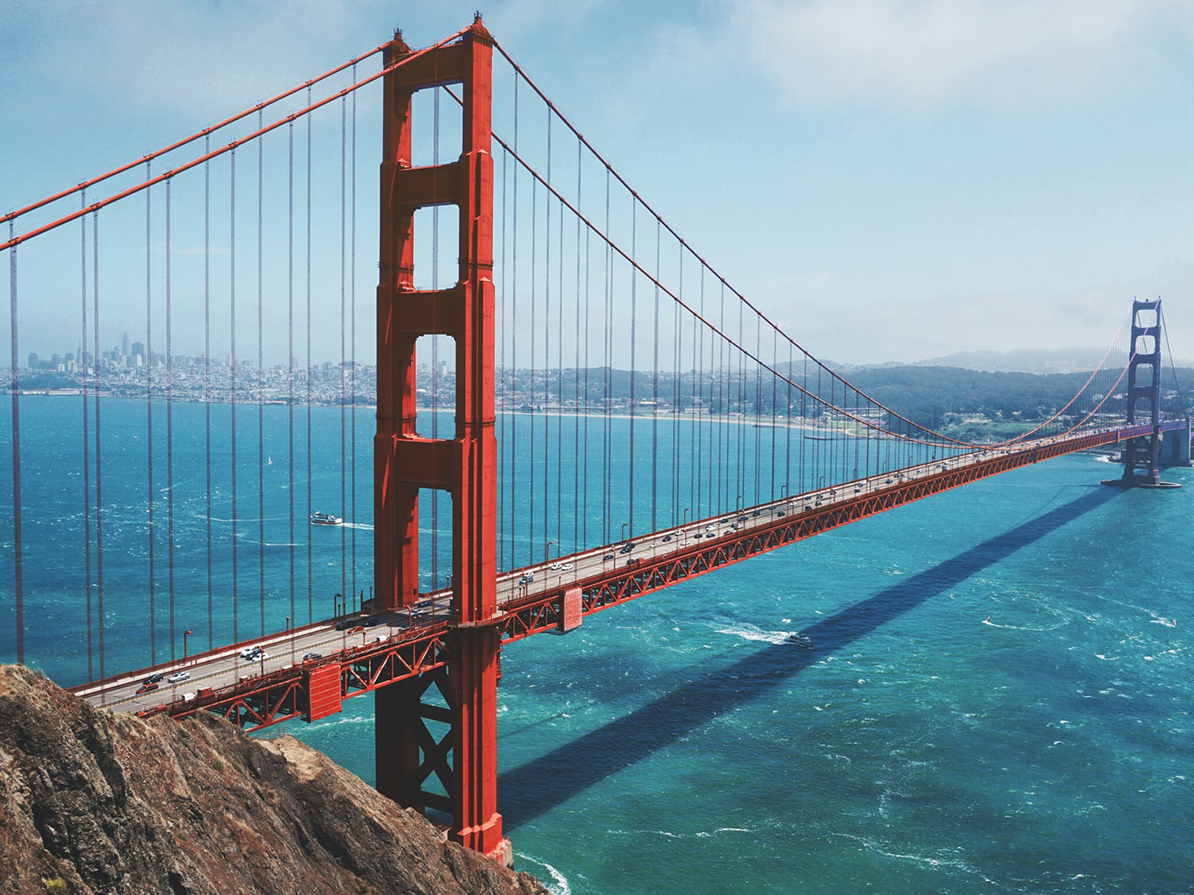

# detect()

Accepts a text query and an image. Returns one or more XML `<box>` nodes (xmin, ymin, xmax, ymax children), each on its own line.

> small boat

<box><xmin>310</xmin><ymin>511</ymin><xmax>343</xmax><ymax>526</ymax></box>
<box><xmin>785</xmin><ymin>632</ymin><xmax>813</xmax><ymax>647</ymax></box>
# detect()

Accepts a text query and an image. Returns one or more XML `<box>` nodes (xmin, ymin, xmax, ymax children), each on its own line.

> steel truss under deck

<box><xmin>143</xmin><ymin>423</ymin><xmax>1173</xmax><ymax>734</ymax></box>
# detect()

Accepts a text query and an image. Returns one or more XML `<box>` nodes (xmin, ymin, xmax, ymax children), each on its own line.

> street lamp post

<box><xmin>183</xmin><ymin>629</ymin><xmax>193</xmax><ymax>662</ymax></box>
<box><xmin>546</xmin><ymin>539</ymin><xmax>554</xmax><ymax>566</ymax></box>
<box><xmin>621</xmin><ymin>522</ymin><xmax>629</xmax><ymax>543</ymax></box>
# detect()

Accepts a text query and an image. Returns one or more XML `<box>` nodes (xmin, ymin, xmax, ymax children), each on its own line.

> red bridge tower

<box><xmin>373</xmin><ymin>19</ymin><xmax>505</xmax><ymax>860</ymax></box>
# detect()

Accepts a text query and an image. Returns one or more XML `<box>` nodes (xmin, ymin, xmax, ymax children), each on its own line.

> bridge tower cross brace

<box><xmin>372</xmin><ymin>19</ymin><xmax>504</xmax><ymax>859</ymax></box>
<box><xmin>1121</xmin><ymin>299</ymin><xmax>1164</xmax><ymax>486</ymax></box>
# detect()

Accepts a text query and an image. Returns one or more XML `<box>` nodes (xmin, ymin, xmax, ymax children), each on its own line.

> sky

<box><xmin>3</xmin><ymin>0</ymin><xmax>1194</xmax><ymax>367</ymax></box>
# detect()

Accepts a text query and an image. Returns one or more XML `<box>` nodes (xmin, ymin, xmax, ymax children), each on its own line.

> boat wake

<box><xmin>715</xmin><ymin>623</ymin><xmax>812</xmax><ymax>647</ymax></box>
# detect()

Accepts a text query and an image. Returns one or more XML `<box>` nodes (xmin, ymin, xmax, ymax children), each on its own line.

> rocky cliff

<box><xmin>0</xmin><ymin>665</ymin><xmax>548</xmax><ymax>895</ymax></box>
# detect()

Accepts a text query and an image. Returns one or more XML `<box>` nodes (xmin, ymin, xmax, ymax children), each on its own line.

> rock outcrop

<box><xmin>0</xmin><ymin>665</ymin><xmax>548</xmax><ymax>895</ymax></box>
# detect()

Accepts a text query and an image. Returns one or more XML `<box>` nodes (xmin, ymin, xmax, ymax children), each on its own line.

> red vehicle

<box><xmin>136</xmin><ymin>681</ymin><xmax>159</xmax><ymax>695</ymax></box>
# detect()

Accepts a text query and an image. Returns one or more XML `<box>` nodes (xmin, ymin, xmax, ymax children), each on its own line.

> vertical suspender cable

<box><xmin>529</xmin><ymin>177</ymin><xmax>536</xmax><ymax>563</ymax></box>
<box><xmin>672</xmin><ymin>248</ymin><xmax>681</xmax><ymax>524</ymax></box>
<box><xmin>628</xmin><ymin>201</ymin><xmax>637</xmax><ymax>534</ymax></box>
<box><xmin>510</xmin><ymin>78</ymin><xmax>519</xmax><ymax>568</ymax></box>
<box><xmin>697</xmin><ymin>268</ymin><xmax>705</xmax><ymax>518</ymax></box>
<box><xmin>602</xmin><ymin>168</ymin><xmax>611</xmax><ymax>545</ymax></box>
<box><xmin>257</xmin><ymin>111</ymin><xmax>266</xmax><ymax>636</ymax></box>
<box><xmin>651</xmin><ymin>218</ymin><xmax>659</xmax><ymax>531</ymax></box>
<box><xmin>575</xmin><ymin>140</ymin><xmax>583</xmax><ymax>551</ymax></box>
<box><xmin>306</xmin><ymin>89</ymin><xmax>314</xmax><ymax>623</ymax></box>
<box><xmin>204</xmin><ymin>138</ymin><xmax>214</xmax><ymax>649</ymax></box>
<box><xmin>340</xmin><ymin>93</ymin><xmax>348</xmax><ymax>604</ymax></box>
<box><xmin>543</xmin><ymin>112</ymin><xmax>551</xmax><ymax>564</ymax></box>
<box><xmin>686</xmin><ymin>259</ymin><xmax>697</xmax><ymax>520</ymax></box>
<box><xmin>499</xmin><ymin>149</ymin><xmax>508</xmax><ymax>565</ymax></box>
<box><xmin>737</xmin><ymin>300</ymin><xmax>745</xmax><ymax>508</ymax></box>
<box><xmin>8</xmin><ymin>222</ymin><xmax>23</xmax><ymax>665</ymax></box>
<box><xmin>711</xmin><ymin>284</ymin><xmax>721</xmax><ymax>515</ymax></box>
<box><xmin>751</xmin><ymin>316</ymin><xmax>759</xmax><ymax>501</ymax></box>
<box><xmin>80</xmin><ymin>196</ymin><xmax>94</xmax><ymax>680</ymax></box>
<box><xmin>556</xmin><ymin>190</ymin><xmax>564</xmax><ymax>554</ymax></box>
<box><xmin>230</xmin><ymin>148</ymin><xmax>239</xmax><ymax>643</ymax></box>
<box><xmin>770</xmin><ymin>325</ymin><xmax>777</xmax><ymax>498</ymax></box>
<box><xmin>288</xmin><ymin>121</ymin><xmax>296</xmax><ymax>630</ymax></box>
<box><xmin>785</xmin><ymin>340</ymin><xmax>792</xmax><ymax>496</ymax></box>
<box><xmin>166</xmin><ymin>179</ymin><xmax>177</xmax><ymax>662</ymax></box>
<box><xmin>145</xmin><ymin>162</ymin><xmax>156</xmax><ymax>662</ymax></box>
<box><xmin>799</xmin><ymin>353</ymin><xmax>807</xmax><ymax>496</ymax></box>
<box><xmin>582</xmin><ymin>168</ymin><xmax>591</xmax><ymax>549</ymax></box>
<box><xmin>350</xmin><ymin>72</ymin><xmax>358</xmax><ymax>602</ymax></box>
<box><xmin>92</xmin><ymin>213</ymin><xmax>105</xmax><ymax>690</ymax></box>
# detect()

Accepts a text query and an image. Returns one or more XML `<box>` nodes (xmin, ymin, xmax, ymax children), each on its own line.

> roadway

<box><xmin>75</xmin><ymin>427</ymin><xmax>1143</xmax><ymax>715</ymax></box>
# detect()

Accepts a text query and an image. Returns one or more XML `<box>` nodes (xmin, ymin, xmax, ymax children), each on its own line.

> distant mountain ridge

<box><xmin>907</xmin><ymin>347</ymin><xmax>1194</xmax><ymax>375</ymax></box>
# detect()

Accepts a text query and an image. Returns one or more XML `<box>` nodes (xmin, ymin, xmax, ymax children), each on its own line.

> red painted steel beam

<box><xmin>141</xmin><ymin>626</ymin><xmax>453</xmax><ymax>731</ymax></box>
<box><xmin>496</xmin><ymin>428</ymin><xmax>1157</xmax><ymax>640</ymax></box>
<box><xmin>372</xmin><ymin>16</ymin><xmax>504</xmax><ymax>861</ymax></box>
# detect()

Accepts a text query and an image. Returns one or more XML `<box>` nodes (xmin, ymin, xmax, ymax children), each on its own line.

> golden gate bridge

<box><xmin>1</xmin><ymin>18</ymin><xmax>1189</xmax><ymax>863</ymax></box>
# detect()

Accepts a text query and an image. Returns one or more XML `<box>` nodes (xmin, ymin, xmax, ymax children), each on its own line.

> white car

<box><xmin>167</xmin><ymin>671</ymin><xmax>190</xmax><ymax>683</ymax></box>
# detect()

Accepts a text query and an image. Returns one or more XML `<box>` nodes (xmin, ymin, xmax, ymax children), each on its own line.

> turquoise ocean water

<box><xmin>3</xmin><ymin>397</ymin><xmax>1193</xmax><ymax>893</ymax></box>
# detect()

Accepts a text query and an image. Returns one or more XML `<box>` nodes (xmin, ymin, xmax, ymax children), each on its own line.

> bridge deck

<box><xmin>70</xmin><ymin>423</ymin><xmax>1173</xmax><ymax>729</ymax></box>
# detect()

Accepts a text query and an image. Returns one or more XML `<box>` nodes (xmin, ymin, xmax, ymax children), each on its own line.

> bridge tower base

<box><xmin>373</xmin><ymin>19</ymin><xmax>507</xmax><ymax>861</ymax></box>
<box><xmin>1102</xmin><ymin>299</ymin><xmax>1182</xmax><ymax>490</ymax></box>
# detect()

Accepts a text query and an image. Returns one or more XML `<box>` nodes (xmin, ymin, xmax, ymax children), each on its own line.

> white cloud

<box><xmin>723</xmin><ymin>0</ymin><xmax>1194</xmax><ymax>108</ymax></box>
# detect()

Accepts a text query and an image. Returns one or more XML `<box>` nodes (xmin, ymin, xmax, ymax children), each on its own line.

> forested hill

<box><xmin>833</xmin><ymin>364</ymin><xmax>1194</xmax><ymax>432</ymax></box>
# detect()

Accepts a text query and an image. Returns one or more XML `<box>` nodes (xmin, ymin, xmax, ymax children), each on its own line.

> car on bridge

<box><xmin>619</xmin><ymin>541</ymin><xmax>635</xmax><ymax>554</ymax></box>
<box><xmin>302</xmin><ymin>652</ymin><xmax>322</xmax><ymax>662</ymax></box>
<box><xmin>136</xmin><ymin>681</ymin><xmax>159</xmax><ymax>695</ymax></box>
<box><xmin>141</xmin><ymin>672</ymin><xmax>164</xmax><ymax>686</ymax></box>
<box><xmin>167</xmin><ymin>671</ymin><xmax>191</xmax><ymax>684</ymax></box>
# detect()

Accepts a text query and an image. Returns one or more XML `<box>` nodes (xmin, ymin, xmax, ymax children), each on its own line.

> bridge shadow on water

<box><xmin>498</xmin><ymin>484</ymin><xmax>1119</xmax><ymax>830</ymax></box>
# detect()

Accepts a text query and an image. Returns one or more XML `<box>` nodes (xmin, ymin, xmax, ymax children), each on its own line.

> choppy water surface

<box><xmin>3</xmin><ymin>399</ymin><xmax>1191</xmax><ymax>893</ymax></box>
<box><xmin>294</xmin><ymin>455</ymin><xmax>1193</xmax><ymax>894</ymax></box>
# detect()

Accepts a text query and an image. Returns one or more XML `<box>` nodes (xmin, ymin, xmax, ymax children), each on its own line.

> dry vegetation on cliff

<box><xmin>0</xmin><ymin>665</ymin><xmax>548</xmax><ymax>895</ymax></box>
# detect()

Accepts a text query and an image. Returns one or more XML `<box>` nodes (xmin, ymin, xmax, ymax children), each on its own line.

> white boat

<box><xmin>310</xmin><ymin>511</ymin><xmax>343</xmax><ymax>526</ymax></box>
